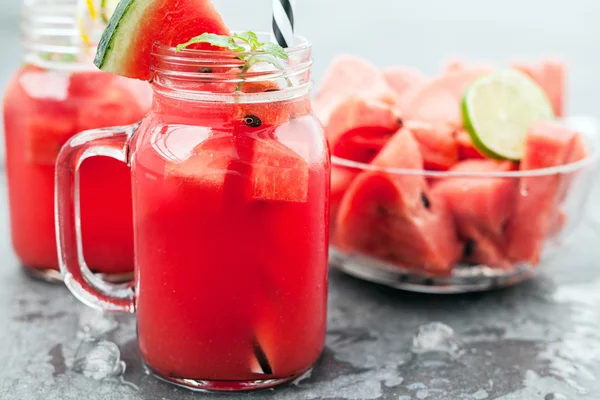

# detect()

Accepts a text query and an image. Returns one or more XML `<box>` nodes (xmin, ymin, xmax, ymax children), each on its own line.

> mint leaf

<box><xmin>176</xmin><ymin>33</ymin><xmax>245</xmax><ymax>52</ymax></box>
<box><xmin>233</xmin><ymin>32</ymin><xmax>260</xmax><ymax>50</ymax></box>
<box><xmin>176</xmin><ymin>31</ymin><xmax>292</xmax><ymax>92</ymax></box>
<box><xmin>257</xmin><ymin>42</ymin><xmax>288</xmax><ymax>60</ymax></box>
<box><xmin>245</xmin><ymin>54</ymin><xmax>286</xmax><ymax>70</ymax></box>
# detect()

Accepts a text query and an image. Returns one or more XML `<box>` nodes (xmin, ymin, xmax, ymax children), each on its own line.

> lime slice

<box><xmin>462</xmin><ymin>68</ymin><xmax>555</xmax><ymax>161</ymax></box>
<box><xmin>100</xmin><ymin>0</ymin><xmax>119</xmax><ymax>23</ymax></box>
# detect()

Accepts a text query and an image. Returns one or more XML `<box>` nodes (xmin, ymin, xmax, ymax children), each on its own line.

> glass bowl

<box><xmin>329</xmin><ymin>116</ymin><xmax>600</xmax><ymax>293</ymax></box>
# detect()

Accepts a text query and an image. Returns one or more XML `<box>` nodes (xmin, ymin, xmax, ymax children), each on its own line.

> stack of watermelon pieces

<box><xmin>320</xmin><ymin>55</ymin><xmax>589</xmax><ymax>275</ymax></box>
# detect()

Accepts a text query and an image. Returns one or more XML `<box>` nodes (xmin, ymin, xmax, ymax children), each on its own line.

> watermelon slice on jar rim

<box><xmin>94</xmin><ymin>0</ymin><xmax>231</xmax><ymax>81</ymax></box>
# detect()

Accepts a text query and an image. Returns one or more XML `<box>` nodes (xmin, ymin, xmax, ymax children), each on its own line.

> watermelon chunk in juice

<box><xmin>135</xmin><ymin>106</ymin><xmax>327</xmax><ymax>381</ymax></box>
<box><xmin>504</xmin><ymin>120</ymin><xmax>582</xmax><ymax>265</ymax></box>
<box><xmin>26</xmin><ymin>71</ymin><xmax>146</xmax><ymax>165</ymax></box>
<box><xmin>77</xmin><ymin>81</ymin><xmax>147</xmax><ymax>132</ymax></box>
<box><xmin>69</xmin><ymin>71</ymin><xmax>116</xmax><ymax>97</ymax></box>
<box><xmin>166</xmin><ymin>135</ymin><xmax>233</xmax><ymax>189</ymax></box>
<box><xmin>5</xmin><ymin>66</ymin><xmax>150</xmax><ymax>273</ymax></box>
<box><xmin>167</xmin><ymin>134</ymin><xmax>309</xmax><ymax>203</ymax></box>
<box><xmin>26</xmin><ymin>105</ymin><xmax>78</xmax><ymax>165</ymax></box>
<box><xmin>336</xmin><ymin>130</ymin><xmax>462</xmax><ymax>274</ymax></box>
<box><xmin>248</xmin><ymin>138</ymin><xmax>309</xmax><ymax>203</ymax></box>
<box><xmin>433</xmin><ymin>160</ymin><xmax>518</xmax><ymax>268</ymax></box>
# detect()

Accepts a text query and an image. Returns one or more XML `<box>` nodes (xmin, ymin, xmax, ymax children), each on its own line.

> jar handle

<box><xmin>55</xmin><ymin>123</ymin><xmax>139</xmax><ymax>313</ymax></box>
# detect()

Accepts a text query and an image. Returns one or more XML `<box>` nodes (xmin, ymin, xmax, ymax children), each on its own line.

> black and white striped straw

<box><xmin>272</xmin><ymin>0</ymin><xmax>295</xmax><ymax>48</ymax></box>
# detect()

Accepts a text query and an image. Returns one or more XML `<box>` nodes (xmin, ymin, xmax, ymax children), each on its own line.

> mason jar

<box><xmin>3</xmin><ymin>0</ymin><xmax>151</xmax><ymax>281</ymax></box>
<box><xmin>56</xmin><ymin>35</ymin><xmax>330</xmax><ymax>390</ymax></box>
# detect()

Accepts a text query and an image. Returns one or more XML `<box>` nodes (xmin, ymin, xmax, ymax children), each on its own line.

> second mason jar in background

<box><xmin>3</xmin><ymin>0</ymin><xmax>151</xmax><ymax>281</ymax></box>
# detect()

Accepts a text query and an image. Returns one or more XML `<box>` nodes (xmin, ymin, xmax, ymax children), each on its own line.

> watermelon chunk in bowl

<box><xmin>433</xmin><ymin>160</ymin><xmax>518</xmax><ymax>269</ymax></box>
<box><xmin>503</xmin><ymin>120</ymin><xmax>592</xmax><ymax>265</ymax></box>
<box><xmin>329</xmin><ymin>117</ymin><xmax>600</xmax><ymax>293</ymax></box>
<box><xmin>314</xmin><ymin>55</ymin><xmax>399</xmax><ymax>127</ymax></box>
<box><xmin>335</xmin><ymin>130</ymin><xmax>463</xmax><ymax>275</ymax></box>
<box><xmin>404</xmin><ymin>120</ymin><xmax>459</xmax><ymax>171</ymax></box>
<box><xmin>326</xmin><ymin>96</ymin><xmax>402</xmax><ymax>163</ymax></box>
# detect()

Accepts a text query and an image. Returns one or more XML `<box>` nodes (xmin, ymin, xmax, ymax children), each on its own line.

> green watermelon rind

<box><xmin>461</xmin><ymin>92</ymin><xmax>508</xmax><ymax>161</ymax></box>
<box><xmin>94</xmin><ymin>0</ymin><xmax>148</xmax><ymax>75</ymax></box>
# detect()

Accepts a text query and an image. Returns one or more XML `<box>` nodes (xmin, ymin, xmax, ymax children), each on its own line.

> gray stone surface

<box><xmin>1</xmin><ymin>0</ymin><xmax>600</xmax><ymax>399</ymax></box>
<box><xmin>2</xmin><ymin>172</ymin><xmax>600</xmax><ymax>399</ymax></box>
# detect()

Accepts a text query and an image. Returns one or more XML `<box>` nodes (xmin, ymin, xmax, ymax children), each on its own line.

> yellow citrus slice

<box><xmin>77</xmin><ymin>0</ymin><xmax>118</xmax><ymax>46</ymax></box>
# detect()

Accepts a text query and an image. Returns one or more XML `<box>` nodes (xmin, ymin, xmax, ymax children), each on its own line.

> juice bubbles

<box><xmin>3</xmin><ymin>67</ymin><xmax>150</xmax><ymax>276</ymax></box>
<box><xmin>3</xmin><ymin>0</ymin><xmax>152</xmax><ymax>279</ymax></box>
<box><xmin>56</xmin><ymin>38</ymin><xmax>329</xmax><ymax>390</ymax></box>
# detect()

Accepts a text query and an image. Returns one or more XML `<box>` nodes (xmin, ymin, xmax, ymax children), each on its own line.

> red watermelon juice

<box><xmin>131</xmin><ymin>91</ymin><xmax>329</xmax><ymax>384</ymax></box>
<box><xmin>129</xmin><ymin>38</ymin><xmax>330</xmax><ymax>386</ymax></box>
<box><xmin>4</xmin><ymin>66</ymin><xmax>150</xmax><ymax>279</ymax></box>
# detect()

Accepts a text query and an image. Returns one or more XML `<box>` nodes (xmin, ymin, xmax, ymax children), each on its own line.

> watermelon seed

<box><xmin>421</xmin><ymin>193</ymin><xmax>431</xmax><ymax>209</ymax></box>
<box><xmin>198</xmin><ymin>67</ymin><xmax>213</xmax><ymax>73</ymax></box>
<box><xmin>365</xmin><ymin>148</ymin><xmax>379</xmax><ymax>158</ymax></box>
<box><xmin>377</xmin><ymin>205</ymin><xmax>389</xmax><ymax>217</ymax></box>
<box><xmin>463</xmin><ymin>240</ymin><xmax>476</xmax><ymax>258</ymax></box>
<box><xmin>264</xmin><ymin>88</ymin><xmax>280</xmax><ymax>92</ymax></box>
<box><xmin>386</xmin><ymin>253</ymin><xmax>399</xmax><ymax>263</ymax></box>
<box><xmin>396</xmin><ymin>118</ymin><xmax>403</xmax><ymax>127</ymax></box>
<box><xmin>500</xmin><ymin>222</ymin><xmax>507</xmax><ymax>233</ymax></box>
<box><xmin>243</xmin><ymin>115</ymin><xmax>262</xmax><ymax>128</ymax></box>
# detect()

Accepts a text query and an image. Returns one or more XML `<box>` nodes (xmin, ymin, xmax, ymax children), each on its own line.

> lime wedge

<box><xmin>462</xmin><ymin>68</ymin><xmax>555</xmax><ymax>161</ymax></box>
<box><xmin>100</xmin><ymin>0</ymin><xmax>120</xmax><ymax>23</ymax></box>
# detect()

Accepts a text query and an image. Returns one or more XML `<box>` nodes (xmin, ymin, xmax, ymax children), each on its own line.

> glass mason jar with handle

<box><xmin>56</xmin><ymin>36</ymin><xmax>330</xmax><ymax>391</ymax></box>
<box><xmin>3</xmin><ymin>0</ymin><xmax>151</xmax><ymax>281</ymax></box>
